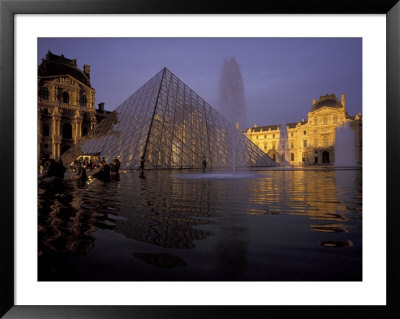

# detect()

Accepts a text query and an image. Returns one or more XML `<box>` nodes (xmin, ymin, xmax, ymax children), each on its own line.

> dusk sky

<box><xmin>38</xmin><ymin>38</ymin><xmax>362</xmax><ymax>128</ymax></box>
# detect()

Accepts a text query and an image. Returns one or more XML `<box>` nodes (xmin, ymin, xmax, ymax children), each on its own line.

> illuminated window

<box><xmin>323</xmin><ymin>116</ymin><xmax>328</xmax><ymax>125</ymax></box>
<box><xmin>333</xmin><ymin>115</ymin><xmax>338</xmax><ymax>124</ymax></box>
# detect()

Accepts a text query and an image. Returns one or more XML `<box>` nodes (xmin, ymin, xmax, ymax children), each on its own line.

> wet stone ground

<box><xmin>38</xmin><ymin>168</ymin><xmax>362</xmax><ymax>281</ymax></box>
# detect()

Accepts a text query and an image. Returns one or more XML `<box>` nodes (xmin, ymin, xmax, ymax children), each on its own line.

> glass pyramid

<box><xmin>62</xmin><ymin>68</ymin><xmax>276</xmax><ymax>170</ymax></box>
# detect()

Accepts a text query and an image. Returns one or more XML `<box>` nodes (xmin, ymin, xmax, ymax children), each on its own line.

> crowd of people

<box><xmin>39</xmin><ymin>154</ymin><xmax>207</xmax><ymax>184</ymax></box>
<box><xmin>38</xmin><ymin>157</ymin><xmax>66</xmax><ymax>182</ymax></box>
<box><xmin>73</xmin><ymin>156</ymin><xmax>121</xmax><ymax>184</ymax></box>
<box><xmin>38</xmin><ymin>155</ymin><xmax>122</xmax><ymax>185</ymax></box>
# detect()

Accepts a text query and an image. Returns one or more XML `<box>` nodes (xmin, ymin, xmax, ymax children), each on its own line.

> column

<box><xmin>73</xmin><ymin>111</ymin><xmax>82</xmax><ymax>143</ymax></box>
<box><xmin>51</xmin><ymin>108</ymin><xmax>61</xmax><ymax>159</ymax></box>
<box><xmin>72</xmin><ymin>119</ymin><xmax>77</xmax><ymax>141</ymax></box>
<box><xmin>78</xmin><ymin>119</ymin><xmax>82</xmax><ymax>138</ymax></box>
<box><xmin>90</xmin><ymin>114</ymin><xmax>97</xmax><ymax>130</ymax></box>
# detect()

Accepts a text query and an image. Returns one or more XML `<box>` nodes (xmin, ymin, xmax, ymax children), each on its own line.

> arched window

<box><xmin>39</xmin><ymin>87</ymin><xmax>49</xmax><ymax>100</ymax></box>
<box><xmin>62</xmin><ymin>123</ymin><xmax>72</xmax><ymax>139</ymax></box>
<box><xmin>322</xmin><ymin>151</ymin><xmax>330</xmax><ymax>163</ymax></box>
<box><xmin>80</xmin><ymin>94</ymin><xmax>87</xmax><ymax>107</ymax></box>
<box><xmin>62</xmin><ymin>92</ymin><xmax>69</xmax><ymax>104</ymax></box>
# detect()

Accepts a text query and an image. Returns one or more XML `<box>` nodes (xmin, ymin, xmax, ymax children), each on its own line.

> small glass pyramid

<box><xmin>62</xmin><ymin>68</ymin><xmax>276</xmax><ymax>169</ymax></box>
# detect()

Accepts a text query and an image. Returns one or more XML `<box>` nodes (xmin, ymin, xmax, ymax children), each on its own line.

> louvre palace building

<box><xmin>38</xmin><ymin>51</ymin><xmax>110</xmax><ymax>160</ymax></box>
<box><xmin>245</xmin><ymin>94</ymin><xmax>362</xmax><ymax>166</ymax></box>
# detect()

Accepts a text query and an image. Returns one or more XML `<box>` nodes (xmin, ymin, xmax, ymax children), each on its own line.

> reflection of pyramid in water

<box><xmin>63</xmin><ymin>68</ymin><xmax>276</xmax><ymax>169</ymax></box>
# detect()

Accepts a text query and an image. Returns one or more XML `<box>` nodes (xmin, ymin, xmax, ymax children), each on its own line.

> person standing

<box><xmin>140</xmin><ymin>156</ymin><xmax>145</xmax><ymax>172</ymax></box>
<box><xmin>202</xmin><ymin>156</ymin><xmax>207</xmax><ymax>171</ymax></box>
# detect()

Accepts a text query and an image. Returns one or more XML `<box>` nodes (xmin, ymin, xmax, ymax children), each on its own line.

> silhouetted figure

<box><xmin>92</xmin><ymin>161</ymin><xmax>106</xmax><ymax>184</ymax></box>
<box><xmin>55</xmin><ymin>158</ymin><xmax>66</xmax><ymax>178</ymax></box>
<box><xmin>42</xmin><ymin>159</ymin><xmax>57</xmax><ymax>177</ymax></box>
<box><xmin>110</xmin><ymin>156</ymin><xmax>121</xmax><ymax>175</ymax></box>
<box><xmin>140</xmin><ymin>156</ymin><xmax>145</xmax><ymax>172</ymax></box>
<box><xmin>202</xmin><ymin>156</ymin><xmax>207</xmax><ymax>172</ymax></box>
<box><xmin>115</xmin><ymin>156</ymin><xmax>121</xmax><ymax>173</ymax></box>
<box><xmin>72</xmin><ymin>161</ymin><xmax>87</xmax><ymax>181</ymax></box>
<box><xmin>40</xmin><ymin>159</ymin><xmax>63</xmax><ymax>183</ymax></box>
<box><xmin>82</xmin><ymin>158</ymin><xmax>87</xmax><ymax>170</ymax></box>
<box><xmin>101</xmin><ymin>157</ymin><xmax>111</xmax><ymax>183</ymax></box>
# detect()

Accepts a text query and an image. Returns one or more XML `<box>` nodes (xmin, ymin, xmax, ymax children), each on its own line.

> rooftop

<box><xmin>38</xmin><ymin>50</ymin><xmax>92</xmax><ymax>87</ymax></box>
<box><xmin>311</xmin><ymin>94</ymin><xmax>343</xmax><ymax>112</ymax></box>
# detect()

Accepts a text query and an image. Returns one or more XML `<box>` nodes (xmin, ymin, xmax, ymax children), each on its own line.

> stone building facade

<box><xmin>245</xmin><ymin>94</ymin><xmax>362</xmax><ymax>166</ymax></box>
<box><xmin>38</xmin><ymin>51</ymin><xmax>101</xmax><ymax>160</ymax></box>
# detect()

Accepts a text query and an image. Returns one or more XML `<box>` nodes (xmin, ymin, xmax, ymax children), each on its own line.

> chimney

<box><xmin>98</xmin><ymin>102</ymin><xmax>104</xmax><ymax>112</ymax></box>
<box><xmin>312</xmin><ymin>99</ymin><xmax>317</xmax><ymax>105</ymax></box>
<box><xmin>341</xmin><ymin>94</ymin><xmax>345</xmax><ymax>108</ymax></box>
<box><xmin>83</xmin><ymin>64</ymin><xmax>91</xmax><ymax>79</ymax></box>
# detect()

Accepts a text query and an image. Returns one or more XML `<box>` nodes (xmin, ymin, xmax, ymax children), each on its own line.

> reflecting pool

<box><xmin>38</xmin><ymin>168</ymin><xmax>362</xmax><ymax>281</ymax></box>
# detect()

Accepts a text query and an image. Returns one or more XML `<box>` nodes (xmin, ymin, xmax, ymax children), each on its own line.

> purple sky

<box><xmin>38</xmin><ymin>38</ymin><xmax>362</xmax><ymax>128</ymax></box>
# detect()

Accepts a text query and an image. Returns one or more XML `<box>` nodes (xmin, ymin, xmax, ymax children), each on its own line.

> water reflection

<box><xmin>38</xmin><ymin>169</ymin><xmax>362</xmax><ymax>281</ymax></box>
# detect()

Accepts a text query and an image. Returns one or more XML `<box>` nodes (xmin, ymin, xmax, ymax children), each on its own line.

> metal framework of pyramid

<box><xmin>62</xmin><ymin>68</ymin><xmax>276</xmax><ymax>170</ymax></box>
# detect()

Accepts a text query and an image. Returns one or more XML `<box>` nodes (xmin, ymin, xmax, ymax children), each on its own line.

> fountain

<box><xmin>218</xmin><ymin>57</ymin><xmax>247</xmax><ymax>131</ymax></box>
<box><xmin>218</xmin><ymin>57</ymin><xmax>247</xmax><ymax>173</ymax></box>
<box><xmin>277</xmin><ymin>122</ymin><xmax>291</xmax><ymax>167</ymax></box>
<box><xmin>334</xmin><ymin>123</ymin><xmax>357</xmax><ymax>168</ymax></box>
<box><xmin>172</xmin><ymin>58</ymin><xmax>256</xmax><ymax>180</ymax></box>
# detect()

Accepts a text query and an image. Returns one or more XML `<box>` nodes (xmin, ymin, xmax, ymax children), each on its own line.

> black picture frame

<box><xmin>1</xmin><ymin>0</ymin><xmax>399</xmax><ymax>318</ymax></box>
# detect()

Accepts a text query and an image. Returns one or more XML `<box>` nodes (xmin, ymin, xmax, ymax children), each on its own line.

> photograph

<box><xmin>1</xmin><ymin>1</ymin><xmax>399</xmax><ymax>316</ymax></box>
<box><xmin>37</xmin><ymin>37</ymin><xmax>363</xmax><ymax>281</ymax></box>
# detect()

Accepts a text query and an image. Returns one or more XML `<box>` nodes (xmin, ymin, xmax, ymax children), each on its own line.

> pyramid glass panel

<box><xmin>62</xmin><ymin>68</ymin><xmax>276</xmax><ymax>169</ymax></box>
